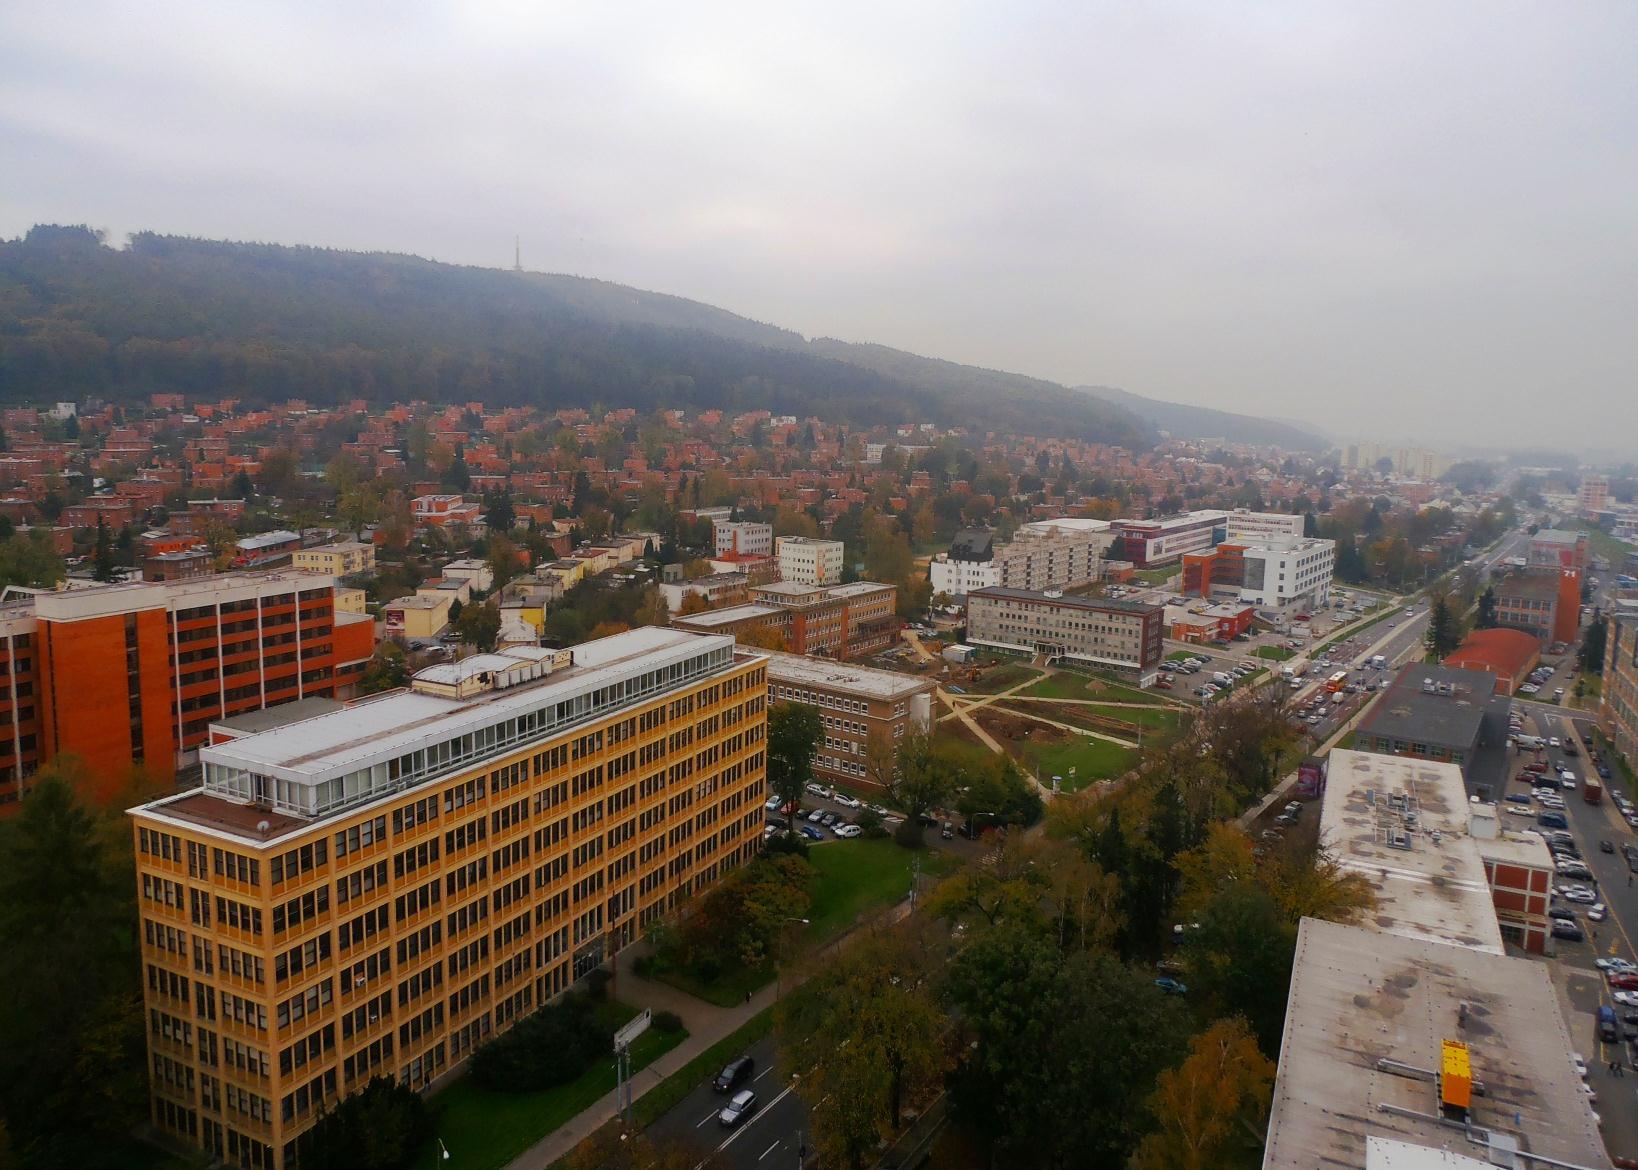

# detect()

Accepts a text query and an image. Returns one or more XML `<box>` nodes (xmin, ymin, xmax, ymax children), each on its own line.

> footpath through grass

<box><xmin>425</xmin><ymin>999</ymin><xmax>687</xmax><ymax>1170</ymax></box>
<box><xmin>1253</xmin><ymin>644</ymin><xmax>1295</xmax><ymax>662</ymax></box>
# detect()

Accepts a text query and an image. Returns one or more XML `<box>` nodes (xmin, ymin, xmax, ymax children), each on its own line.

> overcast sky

<box><xmin>3</xmin><ymin>2</ymin><xmax>1636</xmax><ymax>451</ymax></box>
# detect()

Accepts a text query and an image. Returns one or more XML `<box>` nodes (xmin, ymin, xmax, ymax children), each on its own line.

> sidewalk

<box><xmin>505</xmin><ymin>942</ymin><xmax>774</xmax><ymax>1169</ymax></box>
<box><xmin>506</xmin><ymin>898</ymin><xmax>913</xmax><ymax>1169</ymax></box>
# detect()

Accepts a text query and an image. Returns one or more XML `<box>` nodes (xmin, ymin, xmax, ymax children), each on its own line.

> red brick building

<box><xmin>0</xmin><ymin>572</ymin><xmax>375</xmax><ymax>810</ymax></box>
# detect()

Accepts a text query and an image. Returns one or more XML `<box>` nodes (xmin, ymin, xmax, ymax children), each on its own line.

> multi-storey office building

<box><xmin>762</xmin><ymin>651</ymin><xmax>934</xmax><ymax>786</ymax></box>
<box><xmin>1491</xmin><ymin>565</ymin><xmax>1580</xmax><ymax>646</ymax></box>
<box><xmin>1220</xmin><ymin>508</ymin><xmax>1305</xmax><ymax>544</ymax></box>
<box><xmin>1109</xmin><ymin>510</ymin><xmax>1227</xmax><ymax>568</ymax></box>
<box><xmin>129</xmin><ymin>630</ymin><xmax>768</xmax><ymax>1169</ymax></box>
<box><xmin>0</xmin><ymin>572</ymin><xmax>374</xmax><ymax>809</ymax></box>
<box><xmin>965</xmin><ymin>587</ymin><xmax>1164</xmax><ymax>686</ymax></box>
<box><xmin>775</xmin><ymin>536</ymin><xmax>844</xmax><ymax>586</ymax></box>
<box><xmin>712</xmin><ymin>520</ymin><xmax>773</xmax><ymax>558</ymax></box>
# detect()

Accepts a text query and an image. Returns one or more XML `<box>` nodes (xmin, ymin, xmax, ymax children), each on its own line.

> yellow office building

<box><xmin>130</xmin><ymin>629</ymin><xmax>768</xmax><ymax>1168</ymax></box>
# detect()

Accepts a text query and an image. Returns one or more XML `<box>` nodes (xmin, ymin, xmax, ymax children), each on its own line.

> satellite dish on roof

<box><xmin>257</xmin><ymin>820</ymin><xmax>271</xmax><ymax>833</ymax></box>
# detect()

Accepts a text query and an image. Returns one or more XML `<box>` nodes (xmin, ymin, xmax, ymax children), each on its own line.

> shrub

<box><xmin>298</xmin><ymin>1077</ymin><xmax>433</xmax><ymax>1170</ymax></box>
<box><xmin>468</xmin><ymin>993</ymin><xmax>608</xmax><ymax>1091</ymax></box>
<box><xmin>652</xmin><ymin>1009</ymin><xmax>684</xmax><ymax>1034</ymax></box>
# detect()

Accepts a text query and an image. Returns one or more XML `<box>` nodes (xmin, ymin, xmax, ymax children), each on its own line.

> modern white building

<box><xmin>1109</xmin><ymin>510</ymin><xmax>1227</xmax><ymax>568</ymax></box>
<box><xmin>712</xmin><ymin>520</ymin><xmax>773</xmax><ymax>558</ymax></box>
<box><xmin>1222</xmin><ymin>508</ymin><xmax>1305</xmax><ymax>544</ymax></box>
<box><xmin>775</xmin><ymin>536</ymin><xmax>845</xmax><ymax>585</ymax></box>
<box><xmin>1238</xmin><ymin>536</ymin><xmax>1335</xmax><ymax>612</ymax></box>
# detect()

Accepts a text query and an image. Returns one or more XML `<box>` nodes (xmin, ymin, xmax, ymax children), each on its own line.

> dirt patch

<box><xmin>976</xmin><ymin>709</ymin><xmax>1073</xmax><ymax>745</ymax></box>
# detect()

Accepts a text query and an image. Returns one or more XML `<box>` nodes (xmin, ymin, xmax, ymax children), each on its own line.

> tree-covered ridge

<box><xmin>0</xmin><ymin>225</ymin><xmax>1157</xmax><ymax>447</ymax></box>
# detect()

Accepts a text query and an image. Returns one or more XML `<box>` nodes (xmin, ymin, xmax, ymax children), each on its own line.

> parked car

<box><xmin>833</xmin><ymin>793</ymin><xmax>862</xmax><ymax>809</ymax></box>
<box><xmin>1553</xmin><ymin>920</ymin><xmax>1586</xmax><ymax>942</ymax></box>
<box><xmin>718</xmin><ymin>1089</ymin><xmax>759</xmax><ymax>1127</ymax></box>
<box><xmin>1154</xmin><ymin>977</ymin><xmax>1188</xmax><ymax>995</ymax></box>
<box><xmin>833</xmin><ymin>823</ymin><xmax>863</xmax><ymax>839</ymax></box>
<box><xmin>798</xmin><ymin>824</ymin><xmax>824</xmax><ymax>841</ymax></box>
<box><xmin>713</xmin><ymin>1056</ymin><xmax>756</xmax><ymax>1093</ymax></box>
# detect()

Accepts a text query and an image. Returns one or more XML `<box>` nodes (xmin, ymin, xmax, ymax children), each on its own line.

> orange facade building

<box><xmin>0</xmin><ymin>572</ymin><xmax>375</xmax><ymax>809</ymax></box>
<box><xmin>130</xmin><ymin>631</ymin><xmax>767</xmax><ymax>1168</ymax></box>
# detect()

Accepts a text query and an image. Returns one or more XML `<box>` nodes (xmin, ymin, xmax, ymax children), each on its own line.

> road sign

<box><xmin>614</xmin><ymin>1007</ymin><xmax>651</xmax><ymax>1051</ymax></box>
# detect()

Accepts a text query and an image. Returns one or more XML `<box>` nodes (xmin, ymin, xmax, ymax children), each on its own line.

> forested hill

<box><xmin>0</xmin><ymin>226</ymin><xmax>1157</xmax><ymax>447</ymax></box>
<box><xmin>1083</xmin><ymin>385</ymin><xmax>1325</xmax><ymax>450</ymax></box>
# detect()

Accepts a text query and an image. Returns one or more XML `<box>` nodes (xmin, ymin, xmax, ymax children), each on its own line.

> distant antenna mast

<box><xmin>514</xmin><ymin>235</ymin><xmax>522</xmax><ymax>272</ymax></box>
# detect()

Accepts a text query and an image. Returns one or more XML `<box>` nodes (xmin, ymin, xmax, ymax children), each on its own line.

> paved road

<box><xmin>644</xmin><ymin>1028</ymin><xmax>811</xmax><ymax>1170</ymax></box>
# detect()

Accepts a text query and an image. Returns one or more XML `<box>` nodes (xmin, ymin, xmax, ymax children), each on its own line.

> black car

<box><xmin>713</xmin><ymin>1056</ymin><xmax>755</xmax><ymax>1093</ymax></box>
<box><xmin>1602</xmin><ymin>840</ymin><xmax>1616</xmax><ymax>854</ymax></box>
<box><xmin>1547</xmin><ymin>905</ymin><xmax>1577</xmax><ymax>921</ymax></box>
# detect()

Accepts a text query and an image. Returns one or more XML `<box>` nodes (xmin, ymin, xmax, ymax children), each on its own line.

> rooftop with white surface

<box><xmin>762</xmin><ymin>650</ymin><xmax>935</xmax><ymax>701</ymax></box>
<box><xmin>1319</xmin><ymin>749</ymin><xmax>1503</xmax><ymax>954</ymax></box>
<box><xmin>1263</xmin><ymin>918</ymin><xmax>1609</xmax><ymax>1170</ymax></box>
<box><xmin>133</xmin><ymin>628</ymin><xmax>746</xmax><ymax>837</ymax></box>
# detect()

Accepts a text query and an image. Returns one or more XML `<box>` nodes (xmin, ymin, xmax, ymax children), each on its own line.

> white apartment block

<box><xmin>713</xmin><ymin>520</ymin><xmax>773</xmax><ymax>557</ymax></box>
<box><xmin>1222</xmin><ymin>509</ymin><xmax>1305</xmax><ymax>544</ymax></box>
<box><xmin>776</xmin><ymin>536</ymin><xmax>845</xmax><ymax>585</ymax></box>
<box><xmin>1239</xmin><ymin>536</ymin><xmax>1335</xmax><ymax>612</ymax></box>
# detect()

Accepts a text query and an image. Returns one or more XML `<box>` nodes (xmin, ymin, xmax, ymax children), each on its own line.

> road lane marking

<box><xmin>758</xmin><ymin>1140</ymin><xmax>782</xmax><ymax>1161</ymax></box>
<box><xmin>698</xmin><ymin>1106</ymin><xmax>721</xmax><ymax>1128</ymax></box>
<box><xmin>705</xmin><ymin>1082</ymin><xmax>799</xmax><ymax>1162</ymax></box>
<box><xmin>754</xmin><ymin>1066</ymin><xmax>775</xmax><ymax>1082</ymax></box>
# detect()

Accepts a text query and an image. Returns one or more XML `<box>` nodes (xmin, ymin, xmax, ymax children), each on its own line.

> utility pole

<box><xmin>513</xmin><ymin>235</ymin><xmax>522</xmax><ymax>272</ymax></box>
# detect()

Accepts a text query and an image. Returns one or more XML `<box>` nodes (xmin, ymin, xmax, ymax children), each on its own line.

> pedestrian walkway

<box><xmin>505</xmin><ymin>942</ymin><xmax>774</xmax><ymax>1170</ymax></box>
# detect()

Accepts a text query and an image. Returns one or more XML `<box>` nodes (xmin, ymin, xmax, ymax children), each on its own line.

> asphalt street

<box><xmin>645</xmin><ymin>1033</ymin><xmax>811</xmax><ymax>1170</ymax></box>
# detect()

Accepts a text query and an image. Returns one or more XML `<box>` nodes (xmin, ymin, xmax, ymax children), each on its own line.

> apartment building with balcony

<box><xmin>128</xmin><ymin>630</ymin><xmax>768</xmax><ymax>1169</ymax></box>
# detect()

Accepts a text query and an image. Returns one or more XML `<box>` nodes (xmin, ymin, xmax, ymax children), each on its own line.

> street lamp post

<box><xmin>775</xmin><ymin>917</ymin><xmax>810</xmax><ymax>997</ymax></box>
<box><xmin>436</xmin><ymin>1137</ymin><xmax>451</xmax><ymax>1164</ymax></box>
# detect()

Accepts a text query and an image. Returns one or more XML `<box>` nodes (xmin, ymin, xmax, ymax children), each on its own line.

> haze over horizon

<box><xmin>4</xmin><ymin>2</ymin><xmax>1636</xmax><ymax>451</ymax></box>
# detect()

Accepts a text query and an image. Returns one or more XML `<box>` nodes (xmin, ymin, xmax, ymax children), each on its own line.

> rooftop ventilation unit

<box><xmin>1387</xmin><ymin>829</ymin><xmax>1413</xmax><ymax>850</ymax></box>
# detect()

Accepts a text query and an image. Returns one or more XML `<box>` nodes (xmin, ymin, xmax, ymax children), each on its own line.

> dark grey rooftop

<box><xmin>968</xmin><ymin>586</ymin><xmax>1162</xmax><ymax>616</ymax></box>
<box><xmin>1357</xmin><ymin>664</ymin><xmax>1502</xmax><ymax>752</ymax></box>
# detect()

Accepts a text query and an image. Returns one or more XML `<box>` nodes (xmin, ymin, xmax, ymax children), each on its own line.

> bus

<box><xmin>1326</xmin><ymin>671</ymin><xmax>1349</xmax><ymax>693</ymax></box>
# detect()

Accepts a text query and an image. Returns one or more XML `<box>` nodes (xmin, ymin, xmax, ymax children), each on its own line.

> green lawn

<box><xmin>645</xmin><ymin>956</ymin><xmax>771</xmax><ymax>1007</ymax></box>
<box><xmin>1166</xmin><ymin>649</ymin><xmax>1197</xmax><ymax>662</ymax></box>
<box><xmin>1021</xmin><ymin>736</ymin><xmax>1141</xmax><ymax>792</ymax></box>
<box><xmin>1253</xmin><ymin>644</ymin><xmax>1295</xmax><ymax>661</ymax></box>
<box><xmin>805</xmin><ymin>838</ymin><xmax>955</xmax><ymax>942</ymax></box>
<box><xmin>1129</xmin><ymin>566</ymin><xmax>1178</xmax><ymax>585</ymax></box>
<box><xmin>1021</xmin><ymin>671</ymin><xmax>1176</xmax><ymax>706</ymax></box>
<box><xmin>1012</xmin><ymin>700</ymin><xmax>1180</xmax><ymax>734</ymax></box>
<box><xmin>425</xmin><ymin>999</ymin><xmax>687</xmax><ymax>1170</ymax></box>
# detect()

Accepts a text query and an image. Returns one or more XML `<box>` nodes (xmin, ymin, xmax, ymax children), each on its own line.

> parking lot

<box><xmin>1504</xmin><ymin>703</ymin><xmax>1638</xmax><ymax>1159</ymax></box>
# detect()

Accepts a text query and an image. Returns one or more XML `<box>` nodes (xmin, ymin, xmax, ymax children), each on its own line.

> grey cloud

<box><xmin>3</xmin><ymin>1</ymin><xmax>1636</xmax><ymax>449</ymax></box>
